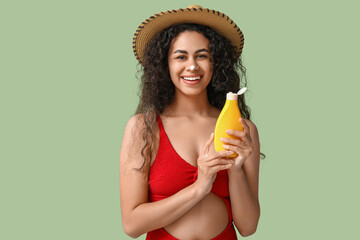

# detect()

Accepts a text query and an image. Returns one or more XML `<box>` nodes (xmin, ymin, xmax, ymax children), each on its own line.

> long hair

<box><xmin>133</xmin><ymin>23</ymin><xmax>256</xmax><ymax>170</ymax></box>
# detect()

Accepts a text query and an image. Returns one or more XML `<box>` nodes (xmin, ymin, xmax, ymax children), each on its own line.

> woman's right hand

<box><xmin>196</xmin><ymin>132</ymin><xmax>235</xmax><ymax>194</ymax></box>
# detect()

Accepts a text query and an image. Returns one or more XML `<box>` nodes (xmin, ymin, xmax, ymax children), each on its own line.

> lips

<box><xmin>181</xmin><ymin>75</ymin><xmax>202</xmax><ymax>81</ymax></box>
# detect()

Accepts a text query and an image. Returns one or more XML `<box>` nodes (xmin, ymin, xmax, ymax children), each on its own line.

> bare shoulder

<box><xmin>120</xmin><ymin>114</ymin><xmax>147</xmax><ymax>171</ymax></box>
<box><xmin>123</xmin><ymin>114</ymin><xmax>145</xmax><ymax>148</ymax></box>
<box><xmin>125</xmin><ymin>113</ymin><xmax>145</xmax><ymax>134</ymax></box>
<box><xmin>124</xmin><ymin>113</ymin><xmax>159</xmax><ymax>143</ymax></box>
<box><xmin>120</xmin><ymin>113</ymin><xmax>159</xmax><ymax>171</ymax></box>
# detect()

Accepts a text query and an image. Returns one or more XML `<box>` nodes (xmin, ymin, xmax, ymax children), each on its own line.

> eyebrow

<box><xmin>173</xmin><ymin>48</ymin><xmax>210</xmax><ymax>54</ymax></box>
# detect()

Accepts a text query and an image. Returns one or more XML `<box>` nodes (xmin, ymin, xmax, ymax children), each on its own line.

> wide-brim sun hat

<box><xmin>132</xmin><ymin>5</ymin><xmax>244</xmax><ymax>65</ymax></box>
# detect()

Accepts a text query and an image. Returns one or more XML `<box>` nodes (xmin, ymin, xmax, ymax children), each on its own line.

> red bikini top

<box><xmin>148</xmin><ymin>116</ymin><xmax>230</xmax><ymax>202</ymax></box>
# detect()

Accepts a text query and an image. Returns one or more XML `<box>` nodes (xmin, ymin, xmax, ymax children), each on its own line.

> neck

<box><xmin>164</xmin><ymin>90</ymin><xmax>214</xmax><ymax>117</ymax></box>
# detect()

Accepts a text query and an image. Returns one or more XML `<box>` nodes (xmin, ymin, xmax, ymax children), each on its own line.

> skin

<box><xmin>120</xmin><ymin>31</ymin><xmax>260</xmax><ymax>239</ymax></box>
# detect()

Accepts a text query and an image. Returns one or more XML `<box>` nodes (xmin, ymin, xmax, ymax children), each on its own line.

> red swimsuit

<box><xmin>146</xmin><ymin>116</ymin><xmax>237</xmax><ymax>240</ymax></box>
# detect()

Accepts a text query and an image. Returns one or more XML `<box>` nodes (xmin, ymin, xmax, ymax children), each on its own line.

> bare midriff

<box><xmin>164</xmin><ymin>193</ymin><xmax>229</xmax><ymax>239</ymax></box>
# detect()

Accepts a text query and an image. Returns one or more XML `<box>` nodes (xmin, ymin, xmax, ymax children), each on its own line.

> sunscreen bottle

<box><xmin>214</xmin><ymin>88</ymin><xmax>247</xmax><ymax>157</ymax></box>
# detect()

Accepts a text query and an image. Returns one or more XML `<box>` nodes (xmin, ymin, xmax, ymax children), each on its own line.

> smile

<box><xmin>181</xmin><ymin>76</ymin><xmax>201</xmax><ymax>81</ymax></box>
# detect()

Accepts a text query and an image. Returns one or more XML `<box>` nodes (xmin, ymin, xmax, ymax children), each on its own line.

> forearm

<box><xmin>123</xmin><ymin>181</ymin><xmax>206</xmax><ymax>238</ymax></box>
<box><xmin>228</xmin><ymin>168</ymin><xmax>260</xmax><ymax>236</ymax></box>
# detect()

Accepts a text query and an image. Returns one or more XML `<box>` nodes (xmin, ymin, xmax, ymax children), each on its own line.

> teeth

<box><xmin>183</xmin><ymin>76</ymin><xmax>201</xmax><ymax>81</ymax></box>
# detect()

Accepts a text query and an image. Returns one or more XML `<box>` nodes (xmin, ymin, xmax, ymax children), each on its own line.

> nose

<box><xmin>187</xmin><ymin>63</ymin><xmax>198</xmax><ymax>71</ymax></box>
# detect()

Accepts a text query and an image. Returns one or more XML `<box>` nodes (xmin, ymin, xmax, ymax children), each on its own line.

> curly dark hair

<box><xmin>133</xmin><ymin>23</ymin><xmax>258</xmax><ymax>170</ymax></box>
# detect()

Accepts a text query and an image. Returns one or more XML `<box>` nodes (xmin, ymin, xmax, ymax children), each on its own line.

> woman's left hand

<box><xmin>220</xmin><ymin>118</ymin><xmax>254</xmax><ymax>170</ymax></box>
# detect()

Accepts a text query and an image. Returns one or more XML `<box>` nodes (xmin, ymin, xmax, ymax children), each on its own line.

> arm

<box><xmin>221</xmin><ymin>118</ymin><xmax>261</xmax><ymax>237</ymax></box>
<box><xmin>120</xmin><ymin>115</ymin><xmax>234</xmax><ymax>238</ymax></box>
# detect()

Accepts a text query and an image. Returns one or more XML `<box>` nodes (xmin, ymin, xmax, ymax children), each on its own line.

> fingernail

<box><xmin>223</xmin><ymin>145</ymin><xmax>229</xmax><ymax>149</ymax></box>
<box><xmin>227</xmin><ymin>151</ymin><xmax>234</xmax><ymax>154</ymax></box>
<box><xmin>220</xmin><ymin>138</ymin><xmax>226</xmax><ymax>141</ymax></box>
<box><xmin>225</xmin><ymin>129</ymin><xmax>230</xmax><ymax>133</ymax></box>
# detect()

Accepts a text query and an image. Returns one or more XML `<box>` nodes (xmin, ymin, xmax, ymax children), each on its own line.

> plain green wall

<box><xmin>1</xmin><ymin>0</ymin><xmax>359</xmax><ymax>239</ymax></box>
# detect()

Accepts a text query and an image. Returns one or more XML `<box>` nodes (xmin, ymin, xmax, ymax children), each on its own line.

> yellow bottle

<box><xmin>214</xmin><ymin>91</ymin><xmax>244</xmax><ymax>157</ymax></box>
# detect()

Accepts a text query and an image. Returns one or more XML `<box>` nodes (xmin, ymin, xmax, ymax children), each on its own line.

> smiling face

<box><xmin>168</xmin><ymin>31</ymin><xmax>213</xmax><ymax>97</ymax></box>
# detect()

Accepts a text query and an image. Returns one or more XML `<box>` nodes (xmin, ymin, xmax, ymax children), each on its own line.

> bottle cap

<box><xmin>226</xmin><ymin>92</ymin><xmax>238</xmax><ymax>100</ymax></box>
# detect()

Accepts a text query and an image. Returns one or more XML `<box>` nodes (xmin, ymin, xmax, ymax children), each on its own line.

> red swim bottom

<box><xmin>146</xmin><ymin>197</ymin><xmax>237</xmax><ymax>240</ymax></box>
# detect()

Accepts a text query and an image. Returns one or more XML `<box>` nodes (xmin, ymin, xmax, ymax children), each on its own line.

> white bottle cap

<box><xmin>226</xmin><ymin>92</ymin><xmax>238</xmax><ymax>100</ymax></box>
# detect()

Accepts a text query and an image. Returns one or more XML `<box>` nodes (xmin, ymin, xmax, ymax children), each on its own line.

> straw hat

<box><xmin>132</xmin><ymin>5</ymin><xmax>244</xmax><ymax>64</ymax></box>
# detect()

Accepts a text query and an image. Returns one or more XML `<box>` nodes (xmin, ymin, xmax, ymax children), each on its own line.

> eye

<box><xmin>175</xmin><ymin>55</ymin><xmax>186</xmax><ymax>60</ymax></box>
<box><xmin>197</xmin><ymin>54</ymin><xmax>208</xmax><ymax>59</ymax></box>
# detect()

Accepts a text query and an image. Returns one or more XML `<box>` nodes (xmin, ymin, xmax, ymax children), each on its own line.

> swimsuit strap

<box><xmin>156</xmin><ymin>115</ymin><xmax>164</xmax><ymax>131</ymax></box>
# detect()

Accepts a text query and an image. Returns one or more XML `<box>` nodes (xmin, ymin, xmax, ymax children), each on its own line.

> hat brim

<box><xmin>133</xmin><ymin>7</ymin><xmax>244</xmax><ymax>64</ymax></box>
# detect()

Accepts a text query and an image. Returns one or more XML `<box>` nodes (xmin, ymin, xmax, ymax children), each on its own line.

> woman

<box><xmin>120</xmin><ymin>5</ymin><xmax>261</xmax><ymax>240</ymax></box>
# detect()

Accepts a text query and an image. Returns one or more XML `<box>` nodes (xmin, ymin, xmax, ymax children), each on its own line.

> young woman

<box><xmin>120</xmin><ymin>5</ymin><xmax>261</xmax><ymax>240</ymax></box>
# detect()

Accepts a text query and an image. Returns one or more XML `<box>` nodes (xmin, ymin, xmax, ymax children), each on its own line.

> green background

<box><xmin>1</xmin><ymin>0</ymin><xmax>359</xmax><ymax>239</ymax></box>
